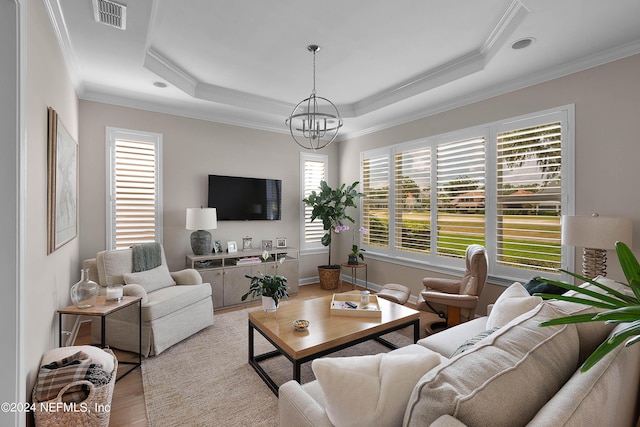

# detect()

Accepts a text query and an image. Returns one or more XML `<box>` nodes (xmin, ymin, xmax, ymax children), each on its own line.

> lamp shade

<box><xmin>562</xmin><ymin>214</ymin><xmax>633</xmax><ymax>249</ymax></box>
<box><xmin>186</xmin><ymin>208</ymin><xmax>217</xmax><ymax>230</ymax></box>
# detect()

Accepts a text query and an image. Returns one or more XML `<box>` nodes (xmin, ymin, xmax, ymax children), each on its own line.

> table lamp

<box><xmin>186</xmin><ymin>207</ymin><xmax>217</xmax><ymax>255</ymax></box>
<box><xmin>562</xmin><ymin>213</ymin><xmax>633</xmax><ymax>278</ymax></box>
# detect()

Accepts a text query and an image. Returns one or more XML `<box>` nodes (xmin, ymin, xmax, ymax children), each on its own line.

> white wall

<box><xmin>337</xmin><ymin>53</ymin><xmax>640</xmax><ymax>312</ymax></box>
<box><xmin>78</xmin><ymin>101</ymin><xmax>338</xmax><ymax>276</ymax></box>
<box><xmin>23</xmin><ymin>0</ymin><xmax>79</xmax><ymax>406</ymax></box>
<box><xmin>1</xmin><ymin>0</ymin><xmax>23</xmax><ymax>425</ymax></box>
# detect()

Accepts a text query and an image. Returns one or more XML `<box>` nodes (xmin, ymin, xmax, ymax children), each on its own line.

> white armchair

<box><xmin>83</xmin><ymin>244</ymin><xmax>214</xmax><ymax>356</ymax></box>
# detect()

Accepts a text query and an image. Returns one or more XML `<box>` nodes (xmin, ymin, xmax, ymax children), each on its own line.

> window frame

<box><xmin>106</xmin><ymin>127</ymin><xmax>163</xmax><ymax>250</ymax></box>
<box><xmin>360</xmin><ymin>106</ymin><xmax>574</xmax><ymax>284</ymax></box>
<box><xmin>300</xmin><ymin>152</ymin><xmax>328</xmax><ymax>253</ymax></box>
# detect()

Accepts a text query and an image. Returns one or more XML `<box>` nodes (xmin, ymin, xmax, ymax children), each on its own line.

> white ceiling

<box><xmin>47</xmin><ymin>0</ymin><xmax>640</xmax><ymax>141</ymax></box>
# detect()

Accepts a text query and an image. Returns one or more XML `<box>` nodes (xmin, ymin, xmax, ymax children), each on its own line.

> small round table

<box><xmin>340</xmin><ymin>262</ymin><xmax>368</xmax><ymax>290</ymax></box>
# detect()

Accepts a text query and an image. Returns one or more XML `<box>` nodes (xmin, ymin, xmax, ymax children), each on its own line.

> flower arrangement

<box><xmin>240</xmin><ymin>251</ymin><xmax>288</xmax><ymax>306</ymax></box>
<box><xmin>335</xmin><ymin>224</ymin><xmax>369</xmax><ymax>263</ymax></box>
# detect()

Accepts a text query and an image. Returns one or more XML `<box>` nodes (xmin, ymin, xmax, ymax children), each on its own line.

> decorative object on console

<box><xmin>561</xmin><ymin>213</ymin><xmax>632</xmax><ymax>277</ymax></box>
<box><xmin>70</xmin><ymin>268</ymin><xmax>99</xmax><ymax>308</ymax></box>
<box><xmin>276</xmin><ymin>237</ymin><xmax>287</xmax><ymax>248</ymax></box>
<box><xmin>213</xmin><ymin>240</ymin><xmax>222</xmax><ymax>253</ymax></box>
<box><xmin>241</xmin><ymin>251</ymin><xmax>288</xmax><ymax>316</ymax></box>
<box><xmin>243</xmin><ymin>237</ymin><xmax>253</xmax><ymax>251</ymax></box>
<box><xmin>303</xmin><ymin>181</ymin><xmax>365</xmax><ymax>289</ymax></box>
<box><xmin>262</xmin><ymin>240</ymin><xmax>273</xmax><ymax>251</ymax></box>
<box><xmin>535</xmin><ymin>241</ymin><xmax>640</xmax><ymax>372</ymax></box>
<box><xmin>227</xmin><ymin>241</ymin><xmax>238</xmax><ymax>253</ymax></box>
<box><xmin>186</xmin><ymin>207</ymin><xmax>217</xmax><ymax>255</ymax></box>
<box><xmin>285</xmin><ymin>44</ymin><xmax>343</xmax><ymax>151</ymax></box>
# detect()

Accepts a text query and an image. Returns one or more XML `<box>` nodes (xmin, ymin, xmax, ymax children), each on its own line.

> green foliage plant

<box><xmin>241</xmin><ymin>251</ymin><xmax>288</xmax><ymax>305</ymax></box>
<box><xmin>302</xmin><ymin>181</ymin><xmax>364</xmax><ymax>266</ymax></box>
<box><xmin>534</xmin><ymin>241</ymin><xmax>640</xmax><ymax>371</ymax></box>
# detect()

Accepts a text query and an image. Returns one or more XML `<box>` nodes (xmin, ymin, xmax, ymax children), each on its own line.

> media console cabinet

<box><xmin>186</xmin><ymin>248</ymin><xmax>299</xmax><ymax>309</ymax></box>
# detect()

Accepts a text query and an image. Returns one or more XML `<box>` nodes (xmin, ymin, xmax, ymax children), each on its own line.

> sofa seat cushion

<box><xmin>418</xmin><ymin>316</ymin><xmax>488</xmax><ymax>357</ymax></box>
<box><xmin>312</xmin><ymin>351</ymin><xmax>442</xmax><ymax>427</ymax></box>
<box><xmin>123</xmin><ymin>264</ymin><xmax>176</xmax><ymax>293</ymax></box>
<box><xmin>404</xmin><ymin>303</ymin><xmax>579</xmax><ymax>427</ymax></box>
<box><xmin>142</xmin><ymin>283</ymin><xmax>212</xmax><ymax>322</ymax></box>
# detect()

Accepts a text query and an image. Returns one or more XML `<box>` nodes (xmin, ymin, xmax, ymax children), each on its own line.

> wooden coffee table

<box><xmin>248</xmin><ymin>293</ymin><xmax>420</xmax><ymax>395</ymax></box>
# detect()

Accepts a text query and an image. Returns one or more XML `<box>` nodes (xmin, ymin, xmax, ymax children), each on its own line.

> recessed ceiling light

<box><xmin>153</xmin><ymin>81</ymin><xmax>167</xmax><ymax>88</ymax></box>
<box><xmin>511</xmin><ymin>37</ymin><xmax>535</xmax><ymax>50</ymax></box>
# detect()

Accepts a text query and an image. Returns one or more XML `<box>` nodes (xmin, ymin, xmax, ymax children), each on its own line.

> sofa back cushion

<box><xmin>97</xmin><ymin>248</ymin><xmax>135</xmax><ymax>286</ymax></box>
<box><xmin>404</xmin><ymin>303</ymin><xmax>579</xmax><ymax>427</ymax></box>
<box><xmin>547</xmin><ymin>276</ymin><xmax>629</xmax><ymax>363</ymax></box>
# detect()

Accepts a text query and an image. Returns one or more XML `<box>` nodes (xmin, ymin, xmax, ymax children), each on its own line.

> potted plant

<box><xmin>241</xmin><ymin>251</ymin><xmax>288</xmax><ymax>312</ymax></box>
<box><xmin>535</xmin><ymin>241</ymin><xmax>640</xmax><ymax>371</ymax></box>
<box><xmin>336</xmin><ymin>224</ymin><xmax>369</xmax><ymax>264</ymax></box>
<box><xmin>302</xmin><ymin>180</ymin><xmax>364</xmax><ymax>289</ymax></box>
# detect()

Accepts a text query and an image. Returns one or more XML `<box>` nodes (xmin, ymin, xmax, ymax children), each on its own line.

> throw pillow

<box><xmin>123</xmin><ymin>264</ymin><xmax>176</xmax><ymax>293</ymax></box>
<box><xmin>486</xmin><ymin>282</ymin><xmax>542</xmax><ymax>329</ymax></box>
<box><xmin>523</xmin><ymin>277</ymin><xmax>566</xmax><ymax>295</ymax></box>
<box><xmin>312</xmin><ymin>352</ymin><xmax>441</xmax><ymax>427</ymax></box>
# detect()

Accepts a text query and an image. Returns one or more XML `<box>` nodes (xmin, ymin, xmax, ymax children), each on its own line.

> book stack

<box><xmin>236</xmin><ymin>257</ymin><xmax>262</xmax><ymax>265</ymax></box>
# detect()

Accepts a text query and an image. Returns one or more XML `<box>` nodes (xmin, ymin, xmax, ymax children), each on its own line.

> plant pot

<box><xmin>347</xmin><ymin>255</ymin><xmax>359</xmax><ymax>265</ymax></box>
<box><xmin>262</xmin><ymin>296</ymin><xmax>278</xmax><ymax>312</ymax></box>
<box><xmin>318</xmin><ymin>265</ymin><xmax>341</xmax><ymax>290</ymax></box>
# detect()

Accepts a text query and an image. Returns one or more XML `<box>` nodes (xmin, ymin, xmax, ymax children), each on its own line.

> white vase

<box><xmin>262</xmin><ymin>296</ymin><xmax>278</xmax><ymax>314</ymax></box>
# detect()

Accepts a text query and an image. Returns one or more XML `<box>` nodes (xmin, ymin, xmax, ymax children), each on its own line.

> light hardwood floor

<box><xmin>99</xmin><ymin>282</ymin><xmax>433</xmax><ymax>426</ymax></box>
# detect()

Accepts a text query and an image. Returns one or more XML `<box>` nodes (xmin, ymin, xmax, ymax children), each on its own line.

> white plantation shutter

<box><xmin>436</xmin><ymin>136</ymin><xmax>486</xmax><ymax>258</ymax></box>
<box><xmin>394</xmin><ymin>145</ymin><xmax>431</xmax><ymax>253</ymax></box>
<box><xmin>107</xmin><ymin>128</ymin><xmax>162</xmax><ymax>250</ymax></box>
<box><xmin>362</xmin><ymin>151</ymin><xmax>390</xmax><ymax>249</ymax></box>
<box><xmin>301</xmin><ymin>153</ymin><xmax>327</xmax><ymax>249</ymax></box>
<box><xmin>496</xmin><ymin>121</ymin><xmax>562</xmax><ymax>272</ymax></box>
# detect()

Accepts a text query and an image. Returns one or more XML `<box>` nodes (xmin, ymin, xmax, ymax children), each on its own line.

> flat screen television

<box><xmin>208</xmin><ymin>175</ymin><xmax>282</xmax><ymax>221</ymax></box>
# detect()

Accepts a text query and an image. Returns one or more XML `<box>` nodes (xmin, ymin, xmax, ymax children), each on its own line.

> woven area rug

<box><xmin>142</xmin><ymin>306</ymin><xmax>414</xmax><ymax>427</ymax></box>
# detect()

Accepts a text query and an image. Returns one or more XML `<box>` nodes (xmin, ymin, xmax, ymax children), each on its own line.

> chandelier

<box><xmin>285</xmin><ymin>45</ymin><xmax>343</xmax><ymax>150</ymax></box>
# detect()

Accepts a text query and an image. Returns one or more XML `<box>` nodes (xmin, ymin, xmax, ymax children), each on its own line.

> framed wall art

<box><xmin>47</xmin><ymin>107</ymin><xmax>78</xmax><ymax>254</ymax></box>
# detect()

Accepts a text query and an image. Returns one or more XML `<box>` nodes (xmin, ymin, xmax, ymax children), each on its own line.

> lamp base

<box><xmin>582</xmin><ymin>247</ymin><xmax>607</xmax><ymax>278</ymax></box>
<box><xmin>190</xmin><ymin>230</ymin><xmax>212</xmax><ymax>255</ymax></box>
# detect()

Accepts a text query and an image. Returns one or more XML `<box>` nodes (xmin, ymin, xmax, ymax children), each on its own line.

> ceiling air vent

<box><xmin>92</xmin><ymin>0</ymin><xmax>127</xmax><ymax>30</ymax></box>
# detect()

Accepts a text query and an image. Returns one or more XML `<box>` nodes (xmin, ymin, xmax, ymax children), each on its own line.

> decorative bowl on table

<box><xmin>293</xmin><ymin>319</ymin><xmax>310</xmax><ymax>331</ymax></box>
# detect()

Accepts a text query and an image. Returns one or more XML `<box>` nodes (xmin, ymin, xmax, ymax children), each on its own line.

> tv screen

<box><xmin>208</xmin><ymin>175</ymin><xmax>282</xmax><ymax>221</ymax></box>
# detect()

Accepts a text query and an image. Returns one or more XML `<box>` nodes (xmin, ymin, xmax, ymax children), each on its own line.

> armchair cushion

<box><xmin>123</xmin><ymin>264</ymin><xmax>176</xmax><ymax>293</ymax></box>
<box><xmin>171</xmin><ymin>268</ymin><xmax>203</xmax><ymax>285</ymax></box>
<box><xmin>312</xmin><ymin>352</ymin><xmax>441</xmax><ymax>427</ymax></box>
<box><xmin>486</xmin><ymin>282</ymin><xmax>542</xmax><ymax>329</ymax></box>
<box><xmin>423</xmin><ymin>278</ymin><xmax>461</xmax><ymax>293</ymax></box>
<box><xmin>421</xmin><ymin>291</ymin><xmax>478</xmax><ymax>309</ymax></box>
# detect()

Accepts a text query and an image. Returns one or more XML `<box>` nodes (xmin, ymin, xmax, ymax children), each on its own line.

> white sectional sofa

<box><xmin>83</xmin><ymin>246</ymin><xmax>214</xmax><ymax>357</ymax></box>
<box><xmin>279</xmin><ymin>278</ymin><xmax>640</xmax><ymax>426</ymax></box>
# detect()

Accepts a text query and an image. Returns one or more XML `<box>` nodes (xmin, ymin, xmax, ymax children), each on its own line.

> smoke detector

<box><xmin>92</xmin><ymin>0</ymin><xmax>127</xmax><ymax>30</ymax></box>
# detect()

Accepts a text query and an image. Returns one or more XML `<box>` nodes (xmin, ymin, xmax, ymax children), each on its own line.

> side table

<box><xmin>58</xmin><ymin>295</ymin><xmax>142</xmax><ymax>381</ymax></box>
<box><xmin>340</xmin><ymin>262</ymin><xmax>368</xmax><ymax>290</ymax></box>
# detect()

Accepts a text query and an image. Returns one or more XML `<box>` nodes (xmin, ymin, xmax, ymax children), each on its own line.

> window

<box><xmin>107</xmin><ymin>127</ymin><xmax>163</xmax><ymax>250</ymax></box>
<box><xmin>300</xmin><ymin>152</ymin><xmax>328</xmax><ymax>251</ymax></box>
<box><xmin>360</xmin><ymin>107</ymin><xmax>573</xmax><ymax>280</ymax></box>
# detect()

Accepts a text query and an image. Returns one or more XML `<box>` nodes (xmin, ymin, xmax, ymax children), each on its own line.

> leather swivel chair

<box><xmin>417</xmin><ymin>244</ymin><xmax>488</xmax><ymax>334</ymax></box>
